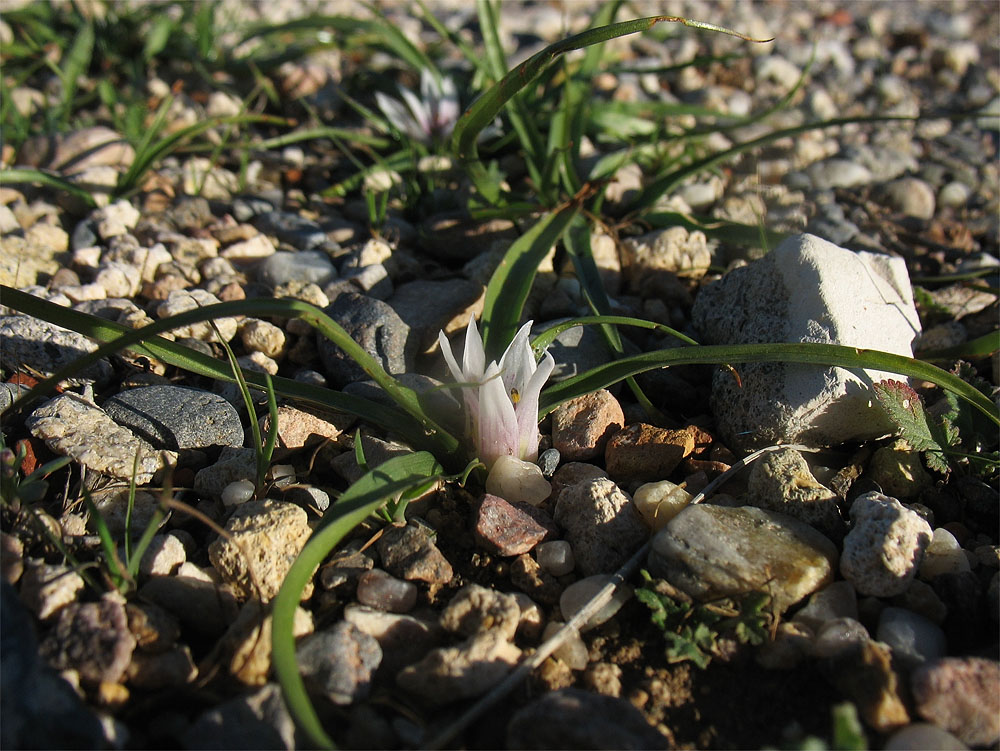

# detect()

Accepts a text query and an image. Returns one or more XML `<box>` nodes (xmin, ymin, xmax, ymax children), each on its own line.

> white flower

<box><xmin>439</xmin><ymin>318</ymin><xmax>555</xmax><ymax>469</ymax></box>
<box><xmin>375</xmin><ymin>69</ymin><xmax>460</xmax><ymax>144</ymax></box>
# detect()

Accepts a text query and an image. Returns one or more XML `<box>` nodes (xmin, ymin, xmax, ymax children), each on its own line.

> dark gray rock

<box><xmin>296</xmin><ymin>622</ymin><xmax>382</xmax><ymax>705</ymax></box>
<box><xmin>377</xmin><ymin>522</ymin><xmax>453</xmax><ymax>586</ymax></box>
<box><xmin>182</xmin><ymin>683</ymin><xmax>295</xmax><ymax>750</ymax></box>
<box><xmin>532</xmin><ymin>320</ymin><xmax>612</xmax><ymax>381</ymax></box>
<box><xmin>256</xmin><ymin>250</ymin><xmax>336</xmax><ymax>288</ymax></box>
<box><xmin>506</xmin><ymin>688</ymin><xmax>669</xmax><ymax>749</ymax></box>
<box><xmin>103</xmin><ymin>385</ymin><xmax>244</xmax><ymax>451</ymax></box>
<box><xmin>1</xmin><ymin>582</ymin><xmax>106</xmax><ymax>750</ymax></box>
<box><xmin>251</xmin><ymin>210</ymin><xmax>327</xmax><ymax>250</ymax></box>
<box><xmin>317</xmin><ymin>292</ymin><xmax>413</xmax><ymax>388</ymax></box>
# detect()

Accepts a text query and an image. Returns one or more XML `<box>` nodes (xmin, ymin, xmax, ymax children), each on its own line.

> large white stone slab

<box><xmin>691</xmin><ymin>234</ymin><xmax>921</xmax><ymax>451</ymax></box>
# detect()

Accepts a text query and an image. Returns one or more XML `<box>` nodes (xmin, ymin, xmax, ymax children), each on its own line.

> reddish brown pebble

<box><xmin>473</xmin><ymin>494</ymin><xmax>550</xmax><ymax>557</ymax></box>
<box><xmin>604</xmin><ymin>423</ymin><xmax>695</xmax><ymax>482</ymax></box>
<box><xmin>552</xmin><ymin>389</ymin><xmax>625</xmax><ymax>462</ymax></box>
<box><xmin>911</xmin><ymin>657</ymin><xmax>1000</xmax><ymax>747</ymax></box>
<box><xmin>217</xmin><ymin>282</ymin><xmax>246</xmax><ymax>302</ymax></box>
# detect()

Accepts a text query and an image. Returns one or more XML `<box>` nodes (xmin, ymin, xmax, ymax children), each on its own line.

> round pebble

<box><xmin>537</xmin><ymin>541</ymin><xmax>575</xmax><ymax>577</ymax></box>
<box><xmin>559</xmin><ymin>574</ymin><xmax>633</xmax><ymax>632</ymax></box>
<box><xmin>356</xmin><ymin>569</ymin><xmax>418</xmax><ymax>613</ymax></box>
<box><xmin>221</xmin><ymin>480</ymin><xmax>256</xmax><ymax>507</ymax></box>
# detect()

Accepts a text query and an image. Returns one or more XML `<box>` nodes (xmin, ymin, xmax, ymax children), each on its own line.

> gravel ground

<box><xmin>1</xmin><ymin>2</ymin><xmax>998</xmax><ymax>749</ymax></box>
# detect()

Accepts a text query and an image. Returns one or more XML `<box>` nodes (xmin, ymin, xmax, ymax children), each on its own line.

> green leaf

<box><xmin>830</xmin><ymin>703</ymin><xmax>867</xmax><ymax>751</ymax></box>
<box><xmin>480</xmin><ymin>205</ymin><xmax>579</xmax><ymax>359</ymax></box>
<box><xmin>57</xmin><ymin>20</ymin><xmax>94</xmax><ymax>125</ymax></box>
<box><xmin>272</xmin><ymin>452</ymin><xmax>445</xmax><ymax>749</ymax></box>
<box><xmin>540</xmin><ymin>341</ymin><xmax>1000</xmax><ymax>427</ymax></box>
<box><xmin>0</xmin><ymin>168</ymin><xmax>97</xmax><ymax>209</ymax></box>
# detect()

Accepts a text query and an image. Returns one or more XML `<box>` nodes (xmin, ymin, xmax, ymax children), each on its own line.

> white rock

<box><xmin>19</xmin><ymin>559</ymin><xmax>85</xmax><ymax>620</ymax></box>
<box><xmin>919</xmin><ymin>528</ymin><xmax>972</xmax><ymax>580</ymax></box>
<box><xmin>691</xmin><ymin>234</ymin><xmax>921</xmax><ymax>451</ymax></box>
<box><xmin>542</xmin><ymin>621</ymin><xmax>589</xmax><ymax>670</ymax></box>
<box><xmin>840</xmin><ymin>492</ymin><xmax>932</xmax><ymax>597</ymax></box>
<box><xmin>632</xmin><ymin>480</ymin><xmax>692</xmax><ymax>531</ymax></box>
<box><xmin>95</xmin><ymin>200</ymin><xmax>141</xmax><ymax>239</ymax></box>
<box><xmin>156</xmin><ymin>288</ymin><xmax>238</xmax><ymax>342</ymax></box>
<box><xmin>239</xmin><ymin>318</ymin><xmax>286</xmax><ymax>359</ymax></box>
<box><xmin>220</xmin><ymin>234</ymin><xmax>276</xmax><ymax>261</ymax></box>
<box><xmin>559</xmin><ymin>574</ymin><xmax>633</xmax><ymax>632</ymax></box>
<box><xmin>221</xmin><ymin>479</ymin><xmax>256</xmax><ymax>507</ymax></box>
<box><xmin>139</xmin><ymin>534</ymin><xmax>187</xmax><ymax>576</ymax></box>
<box><xmin>95</xmin><ymin>261</ymin><xmax>141</xmax><ymax>297</ymax></box>
<box><xmin>485</xmin><ymin>455</ymin><xmax>551</xmax><ymax>506</ymax></box>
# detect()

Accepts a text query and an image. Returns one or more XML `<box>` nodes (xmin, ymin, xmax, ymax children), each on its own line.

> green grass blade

<box><xmin>0</xmin><ymin>168</ymin><xmax>97</xmax><ymax>209</ymax></box>
<box><xmin>56</xmin><ymin>19</ymin><xmax>94</xmax><ymax>126</ymax></box>
<box><xmin>643</xmin><ymin>211</ymin><xmax>790</xmax><ymax>250</ymax></box>
<box><xmin>917</xmin><ymin>330</ymin><xmax>1000</xmax><ymax>361</ymax></box>
<box><xmin>1</xmin><ymin>287</ymin><xmax>460</xmax><ymax>460</ymax></box>
<box><xmin>83</xmin><ymin>490</ymin><xmax>130</xmax><ymax>592</ymax></box>
<box><xmin>451</xmin><ymin>14</ymin><xmax>769</xmax><ymax>171</ymax></box>
<box><xmin>538</xmin><ymin>341</ymin><xmax>1000</xmax><ymax>424</ymax></box>
<box><xmin>480</xmin><ymin>205</ymin><xmax>578</xmax><ymax>358</ymax></box>
<box><xmin>628</xmin><ymin>114</ymin><xmax>924</xmax><ymax>212</ymax></box>
<box><xmin>117</xmin><ymin>113</ymin><xmax>290</xmax><ymax>196</ymax></box>
<box><xmin>271</xmin><ymin>452</ymin><xmax>445</xmax><ymax>750</ymax></box>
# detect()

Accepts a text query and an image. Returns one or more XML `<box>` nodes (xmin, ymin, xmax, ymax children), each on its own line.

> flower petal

<box><xmin>462</xmin><ymin>317</ymin><xmax>486</xmax><ymax>381</ymax></box>
<box><xmin>498</xmin><ymin>320</ymin><xmax>536</xmax><ymax>395</ymax></box>
<box><xmin>514</xmin><ymin>350</ymin><xmax>554</xmax><ymax>461</ymax></box>
<box><xmin>477</xmin><ymin>362</ymin><xmax>519</xmax><ymax>468</ymax></box>
<box><xmin>438</xmin><ymin>329</ymin><xmax>465</xmax><ymax>384</ymax></box>
<box><xmin>400</xmin><ymin>89</ymin><xmax>431</xmax><ymax>138</ymax></box>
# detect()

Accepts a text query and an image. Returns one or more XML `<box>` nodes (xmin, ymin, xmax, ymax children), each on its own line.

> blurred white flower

<box><xmin>376</xmin><ymin>69</ymin><xmax>460</xmax><ymax>144</ymax></box>
<box><xmin>439</xmin><ymin>318</ymin><xmax>555</xmax><ymax>469</ymax></box>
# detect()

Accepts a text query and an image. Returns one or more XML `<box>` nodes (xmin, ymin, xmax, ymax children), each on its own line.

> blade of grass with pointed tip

<box><xmin>56</xmin><ymin>20</ymin><xmax>94</xmax><ymax>126</ymax></box>
<box><xmin>272</xmin><ymin>452</ymin><xmax>445</xmax><ymax>750</ymax></box>
<box><xmin>1</xmin><ymin>287</ymin><xmax>460</xmax><ymax>461</ymax></box>
<box><xmin>917</xmin><ymin>330</ymin><xmax>1000</xmax><ymax>361</ymax></box>
<box><xmin>451</xmin><ymin>14</ymin><xmax>770</xmax><ymax>170</ymax></box>
<box><xmin>538</xmin><ymin>341</ymin><xmax>1000</xmax><ymax>425</ymax></box>
<box><xmin>480</xmin><ymin>205</ymin><xmax>579</xmax><ymax>358</ymax></box>
<box><xmin>643</xmin><ymin>211</ymin><xmax>790</xmax><ymax>250</ymax></box>
<box><xmin>0</xmin><ymin>168</ymin><xmax>97</xmax><ymax>209</ymax></box>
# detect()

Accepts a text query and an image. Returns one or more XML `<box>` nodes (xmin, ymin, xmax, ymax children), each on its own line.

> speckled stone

<box><xmin>103</xmin><ymin>385</ymin><xmax>244</xmax><ymax>451</ymax></box>
<box><xmin>39</xmin><ymin>593</ymin><xmax>136</xmax><ymax>685</ymax></box>
<box><xmin>911</xmin><ymin>657</ymin><xmax>1000</xmax><ymax>747</ymax></box>
<box><xmin>0</xmin><ymin>315</ymin><xmax>113</xmax><ymax>385</ymax></box>
<box><xmin>317</xmin><ymin>292</ymin><xmax>413</xmax><ymax>387</ymax></box>
<box><xmin>747</xmin><ymin>448</ymin><xmax>844</xmax><ymax>538</ymax></box>
<box><xmin>297</xmin><ymin>622</ymin><xmax>382</xmax><ymax>705</ymax></box>
<box><xmin>440</xmin><ymin>584</ymin><xmax>520</xmax><ymax>641</ymax></box>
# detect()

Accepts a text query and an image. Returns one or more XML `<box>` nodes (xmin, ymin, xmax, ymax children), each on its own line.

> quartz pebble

<box><xmin>484</xmin><ymin>455</ymin><xmax>551</xmax><ymax>506</ymax></box>
<box><xmin>876</xmin><ymin>607</ymin><xmax>947</xmax><ymax>667</ymax></box>
<box><xmin>221</xmin><ymin>479</ymin><xmax>256</xmax><ymax>507</ymax></box>
<box><xmin>919</xmin><ymin>527</ymin><xmax>972</xmax><ymax>580</ymax></box>
<box><xmin>559</xmin><ymin>574</ymin><xmax>633</xmax><ymax>632</ymax></box>
<box><xmin>356</xmin><ymin>569</ymin><xmax>418</xmax><ymax>613</ymax></box>
<box><xmin>536</xmin><ymin>540</ymin><xmax>575</xmax><ymax>577</ymax></box>
<box><xmin>632</xmin><ymin>480</ymin><xmax>692</xmax><ymax>531</ymax></box>
<box><xmin>542</xmin><ymin>621</ymin><xmax>589</xmax><ymax>670</ymax></box>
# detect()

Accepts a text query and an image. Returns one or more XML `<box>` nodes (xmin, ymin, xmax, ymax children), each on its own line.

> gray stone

<box><xmin>39</xmin><ymin>593</ymin><xmax>136</xmax><ymax>684</ymax></box>
<box><xmin>747</xmin><ymin>448</ymin><xmax>844</xmax><ymax>538</ymax></box>
<box><xmin>27</xmin><ymin>393</ymin><xmax>176</xmax><ymax>484</ymax></box>
<box><xmin>648</xmin><ymin>504</ymin><xmax>838</xmax><ymax>614</ymax></box>
<box><xmin>877</xmin><ymin>607</ymin><xmax>947</xmax><ymax>667</ymax></box>
<box><xmin>182</xmin><ymin>683</ymin><xmax>295</xmax><ymax>750</ymax></box>
<box><xmin>138</xmin><ymin>570</ymin><xmax>239</xmax><ymax>638</ymax></box>
<box><xmin>19</xmin><ymin>559</ymin><xmax>85</xmax><ymax>620</ymax></box>
<box><xmin>387</xmin><ymin>278</ymin><xmax>483</xmax><ymax>352</ymax></box>
<box><xmin>343</xmin><ymin>604</ymin><xmax>444</xmax><ymax>674</ymax></box>
<box><xmin>880</xmin><ymin>177</ymin><xmax>937</xmax><ymax>220</ymax></box>
<box><xmin>792</xmin><ymin>581</ymin><xmax>858</xmax><ymax>632</ymax></box>
<box><xmin>376</xmin><ymin>523</ymin><xmax>453</xmax><ymax>586</ymax></box>
<box><xmin>356</xmin><ymin>569</ymin><xmax>418</xmax><ymax>613</ymax></box>
<box><xmin>256</xmin><ymin>250</ymin><xmax>336</xmax><ymax>288</ymax></box>
<box><xmin>805</xmin><ymin>158</ymin><xmax>874</xmax><ymax>189</ymax></box>
<box><xmin>0</xmin><ymin>315</ymin><xmax>112</xmax><ymax>385</ymax></box>
<box><xmin>691</xmin><ymin>234</ymin><xmax>921</xmax><ymax>451</ymax></box>
<box><xmin>317</xmin><ymin>292</ymin><xmax>413</xmax><ymax>387</ymax></box>
<box><xmin>506</xmin><ymin>688</ymin><xmax>669</xmax><ymax>749</ymax></box>
<box><xmin>103</xmin><ymin>385</ymin><xmax>244</xmax><ymax>451</ymax></box>
<box><xmin>840</xmin><ymin>492</ymin><xmax>932</xmax><ymax>597</ymax></box>
<box><xmin>531</xmin><ymin>320</ymin><xmax>613</xmax><ymax>381</ymax></box>
<box><xmin>0</xmin><ymin>382</ymin><xmax>29</xmax><ymax>413</ymax></box>
<box><xmin>554</xmin><ymin>478</ymin><xmax>648</xmax><ymax>576</ymax></box>
<box><xmin>194</xmin><ymin>447</ymin><xmax>257</xmax><ymax>500</ymax></box>
<box><xmin>250</xmin><ymin>210</ymin><xmax>327</xmax><ymax>250</ymax></box>
<box><xmin>1</xmin><ymin>582</ymin><xmax>106</xmax><ymax>750</ymax></box>
<box><xmin>911</xmin><ymin>658</ymin><xmax>1000</xmax><ymax>747</ymax></box>
<box><xmin>297</xmin><ymin>622</ymin><xmax>382</xmax><ymax>705</ymax></box>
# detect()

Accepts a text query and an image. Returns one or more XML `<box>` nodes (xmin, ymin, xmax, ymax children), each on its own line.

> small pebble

<box><xmin>221</xmin><ymin>479</ymin><xmax>257</xmax><ymax>507</ymax></box>
<box><xmin>542</xmin><ymin>621</ymin><xmax>589</xmax><ymax>670</ymax></box>
<box><xmin>559</xmin><ymin>575</ymin><xmax>633</xmax><ymax>632</ymax></box>
<box><xmin>536</xmin><ymin>540</ymin><xmax>575</xmax><ymax>577</ymax></box>
<box><xmin>877</xmin><ymin>606</ymin><xmax>947</xmax><ymax>667</ymax></box>
<box><xmin>485</xmin><ymin>455</ymin><xmax>551</xmax><ymax>507</ymax></box>
<box><xmin>356</xmin><ymin>569</ymin><xmax>418</xmax><ymax>613</ymax></box>
<box><xmin>920</xmin><ymin>527</ymin><xmax>972</xmax><ymax>580</ymax></box>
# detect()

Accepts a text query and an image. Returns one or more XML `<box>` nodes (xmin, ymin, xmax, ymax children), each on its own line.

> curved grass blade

<box><xmin>628</xmin><ymin>113</ymin><xmax>925</xmax><ymax>212</ymax></box>
<box><xmin>0</xmin><ymin>168</ymin><xmax>98</xmax><ymax>209</ymax></box>
<box><xmin>271</xmin><ymin>452</ymin><xmax>445</xmax><ymax>750</ymax></box>
<box><xmin>117</xmin><ymin>113</ymin><xmax>291</xmax><ymax>196</ymax></box>
<box><xmin>451</xmin><ymin>14</ymin><xmax>771</xmax><ymax>177</ymax></box>
<box><xmin>1</xmin><ymin>287</ymin><xmax>460</xmax><ymax>460</ymax></box>
<box><xmin>56</xmin><ymin>19</ymin><xmax>94</xmax><ymax>126</ymax></box>
<box><xmin>917</xmin><ymin>330</ymin><xmax>1000</xmax><ymax>362</ymax></box>
<box><xmin>643</xmin><ymin>210</ymin><xmax>790</xmax><ymax>250</ymax></box>
<box><xmin>530</xmin><ymin>314</ymin><xmax>697</xmax><ymax>353</ymax></box>
<box><xmin>538</xmin><ymin>341</ymin><xmax>1000</xmax><ymax>425</ymax></box>
<box><xmin>480</xmin><ymin>205</ymin><xmax>578</xmax><ymax>359</ymax></box>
